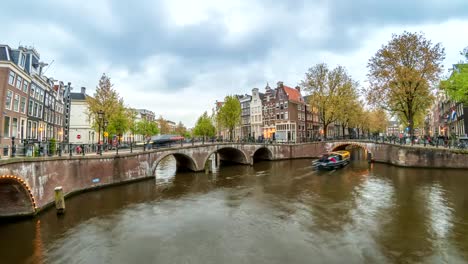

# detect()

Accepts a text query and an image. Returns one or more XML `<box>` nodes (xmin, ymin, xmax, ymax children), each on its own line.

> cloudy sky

<box><xmin>3</xmin><ymin>0</ymin><xmax>468</xmax><ymax>127</ymax></box>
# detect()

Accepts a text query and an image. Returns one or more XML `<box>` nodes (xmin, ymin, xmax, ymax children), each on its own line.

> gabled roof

<box><xmin>283</xmin><ymin>85</ymin><xmax>303</xmax><ymax>103</ymax></box>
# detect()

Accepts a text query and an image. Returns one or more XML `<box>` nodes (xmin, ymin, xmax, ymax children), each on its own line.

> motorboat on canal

<box><xmin>314</xmin><ymin>150</ymin><xmax>351</xmax><ymax>170</ymax></box>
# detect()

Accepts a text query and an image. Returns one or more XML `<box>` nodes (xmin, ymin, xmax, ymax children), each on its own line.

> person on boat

<box><xmin>329</xmin><ymin>156</ymin><xmax>337</xmax><ymax>163</ymax></box>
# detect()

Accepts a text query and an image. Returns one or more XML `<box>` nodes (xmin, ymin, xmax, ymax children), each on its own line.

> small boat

<box><xmin>315</xmin><ymin>150</ymin><xmax>351</xmax><ymax>170</ymax></box>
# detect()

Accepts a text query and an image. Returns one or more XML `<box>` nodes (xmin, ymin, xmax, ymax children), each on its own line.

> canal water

<box><xmin>2</xmin><ymin>149</ymin><xmax>468</xmax><ymax>263</ymax></box>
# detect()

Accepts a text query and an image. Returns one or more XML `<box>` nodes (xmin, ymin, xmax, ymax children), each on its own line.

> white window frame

<box><xmin>5</xmin><ymin>90</ymin><xmax>13</xmax><ymax>110</ymax></box>
<box><xmin>8</xmin><ymin>71</ymin><xmax>15</xmax><ymax>86</ymax></box>
<box><xmin>13</xmin><ymin>94</ymin><xmax>20</xmax><ymax>112</ymax></box>
<box><xmin>16</xmin><ymin>76</ymin><xmax>22</xmax><ymax>89</ymax></box>
<box><xmin>23</xmin><ymin>81</ymin><xmax>29</xmax><ymax>93</ymax></box>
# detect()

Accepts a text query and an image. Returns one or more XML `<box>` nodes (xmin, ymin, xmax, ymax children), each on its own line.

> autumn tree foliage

<box><xmin>156</xmin><ymin>116</ymin><xmax>171</xmax><ymax>134</ymax></box>
<box><xmin>301</xmin><ymin>63</ymin><xmax>359</xmax><ymax>139</ymax></box>
<box><xmin>87</xmin><ymin>73</ymin><xmax>132</xmax><ymax>139</ymax></box>
<box><xmin>366</xmin><ymin>32</ymin><xmax>445</xmax><ymax>142</ymax></box>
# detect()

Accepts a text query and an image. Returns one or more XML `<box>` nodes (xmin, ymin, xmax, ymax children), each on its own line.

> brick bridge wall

<box><xmin>1</xmin><ymin>141</ymin><xmax>468</xmax><ymax>218</ymax></box>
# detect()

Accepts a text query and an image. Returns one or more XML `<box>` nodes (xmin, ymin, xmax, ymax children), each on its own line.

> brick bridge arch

<box><xmin>202</xmin><ymin>146</ymin><xmax>250</xmax><ymax>169</ymax></box>
<box><xmin>329</xmin><ymin>141</ymin><xmax>373</xmax><ymax>159</ymax></box>
<box><xmin>151</xmin><ymin>152</ymin><xmax>198</xmax><ymax>175</ymax></box>
<box><xmin>252</xmin><ymin>146</ymin><xmax>274</xmax><ymax>161</ymax></box>
<box><xmin>0</xmin><ymin>175</ymin><xmax>36</xmax><ymax>217</ymax></box>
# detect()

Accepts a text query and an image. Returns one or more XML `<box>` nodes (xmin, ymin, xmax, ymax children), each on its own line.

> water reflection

<box><xmin>2</xmin><ymin>152</ymin><xmax>468</xmax><ymax>263</ymax></box>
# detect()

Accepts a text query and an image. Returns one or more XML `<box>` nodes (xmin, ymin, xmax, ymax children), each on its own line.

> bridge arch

<box><xmin>152</xmin><ymin>152</ymin><xmax>198</xmax><ymax>175</ymax></box>
<box><xmin>331</xmin><ymin>142</ymin><xmax>371</xmax><ymax>158</ymax></box>
<box><xmin>203</xmin><ymin>147</ymin><xmax>249</xmax><ymax>168</ymax></box>
<box><xmin>0</xmin><ymin>175</ymin><xmax>36</xmax><ymax>217</ymax></box>
<box><xmin>252</xmin><ymin>147</ymin><xmax>273</xmax><ymax>162</ymax></box>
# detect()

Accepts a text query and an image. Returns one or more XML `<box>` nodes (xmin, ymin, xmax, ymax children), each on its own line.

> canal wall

<box><xmin>1</xmin><ymin>142</ymin><xmax>468</xmax><ymax>218</ymax></box>
<box><xmin>0</xmin><ymin>153</ymin><xmax>156</xmax><ymax>218</ymax></box>
<box><xmin>370</xmin><ymin>143</ymin><xmax>468</xmax><ymax>169</ymax></box>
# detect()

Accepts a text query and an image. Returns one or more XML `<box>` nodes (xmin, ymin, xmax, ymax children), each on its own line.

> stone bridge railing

<box><xmin>1</xmin><ymin>141</ymin><xmax>468</xmax><ymax>219</ymax></box>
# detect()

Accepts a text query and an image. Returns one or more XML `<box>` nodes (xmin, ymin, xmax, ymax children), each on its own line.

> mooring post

<box><xmin>214</xmin><ymin>152</ymin><xmax>218</xmax><ymax>167</ymax></box>
<box><xmin>205</xmin><ymin>159</ymin><xmax>212</xmax><ymax>174</ymax></box>
<box><xmin>54</xmin><ymin>186</ymin><xmax>65</xmax><ymax>215</ymax></box>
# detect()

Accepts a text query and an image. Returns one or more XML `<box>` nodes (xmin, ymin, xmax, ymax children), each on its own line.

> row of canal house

<box><xmin>217</xmin><ymin>81</ymin><xmax>347</xmax><ymax>143</ymax></box>
<box><xmin>0</xmin><ymin>45</ymin><xmax>67</xmax><ymax>156</ymax></box>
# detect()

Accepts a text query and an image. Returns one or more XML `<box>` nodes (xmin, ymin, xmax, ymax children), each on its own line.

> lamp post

<box><xmin>103</xmin><ymin>119</ymin><xmax>108</xmax><ymax>152</ymax></box>
<box><xmin>97</xmin><ymin>110</ymin><xmax>104</xmax><ymax>155</ymax></box>
<box><xmin>11</xmin><ymin>137</ymin><xmax>16</xmax><ymax>157</ymax></box>
<box><xmin>58</xmin><ymin>131</ymin><xmax>63</xmax><ymax>156</ymax></box>
<box><xmin>38</xmin><ymin>126</ymin><xmax>43</xmax><ymax>156</ymax></box>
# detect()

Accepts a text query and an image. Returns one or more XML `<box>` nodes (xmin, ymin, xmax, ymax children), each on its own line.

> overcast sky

<box><xmin>2</xmin><ymin>0</ymin><xmax>468</xmax><ymax>127</ymax></box>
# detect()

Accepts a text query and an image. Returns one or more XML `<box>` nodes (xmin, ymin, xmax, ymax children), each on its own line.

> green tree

<box><xmin>216</xmin><ymin>95</ymin><xmax>241</xmax><ymax>141</ymax></box>
<box><xmin>366</xmin><ymin>31</ymin><xmax>445</xmax><ymax>143</ymax></box>
<box><xmin>441</xmin><ymin>63</ymin><xmax>468</xmax><ymax>104</ymax></box>
<box><xmin>193</xmin><ymin>111</ymin><xmax>216</xmax><ymax>143</ymax></box>
<box><xmin>87</xmin><ymin>73</ymin><xmax>131</xmax><ymax>139</ymax></box>
<box><xmin>301</xmin><ymin>63</ymin><xmax>358</xmax><ymax>139</ymax></box>
<box><xmin>136</xmin><ymin>119</ymin><xmax>159</xmax><ymax>138</ymax></box>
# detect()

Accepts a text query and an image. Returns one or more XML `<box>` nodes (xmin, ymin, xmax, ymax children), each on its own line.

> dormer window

<box><xmin>20</xmin><ymin>54</ymin><xmax>26</xmax><ymax>68</ymax></box>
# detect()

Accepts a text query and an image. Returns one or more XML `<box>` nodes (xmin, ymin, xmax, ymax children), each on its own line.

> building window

<box><xmin>8</xmin><ymin>71</ymin><xmax>15</xmax><ymax>85</ymax></box>
<box><xmin>12</xmin><ymin>118</ymin><xmax>18</xmax><ymax>138</ymax></box>
<box><xmin>20</xmin><ymin>54</ymin><xmax>26</xmax><ymax>68</ymax></box>
<box><xmin>20</xmin><ymin>97</ymin><xmax>26</xmax><ymax>113</ymax></box>
<box><xmin>285</xmin><ymin>112</ymin><xmax>288</xmax><ymax>119</ymax></box>
<box><xmin>33</xmin><ymin>102</ymin><xmax>38</xmax><ymax>117</ymax></box>
<box><xmin>23</xmin><ymin>81</ymin><xmax>29</xmax><ymax>93</ymax></box>
<box><xmin>35</xmin><ymin>89</ymin><xmax>40</xmax><ymax>100</ymax></box>
<box><xmin>38</xmin><ymin>105</ymin><xmax>43</xmax><ymax>119</ymax></box>
<box><xmin>30</xmin><ymin>85</ymin><xmax>35</xmax><ymax>97</ymax></box>
<box><xmin>3</xmin><ymin>116</ymin><xmax>10</xmax><ymax>138</ymax></box>
<box><xmin>13</xmin><ymin>94</ymin><xmax>20</xmax><ymax>112</ymax></box>
<box><xmin>28</xmin><ymin>101</ymin><xmax>33</xmax><ymax>116</ymax></box>
<box><xmin>27</xmin><ymin>121</ymin><xmax>31</xmax><ymax>138</ymax></box>
<box><xmin>32</xmin><ymin>122</ymin><xmax>37</xmax><ymax>139</ymax></box>
<box><xmin>16</xmin><ymin>76</ymin><xmax>22</xmax><ymax>89</ymax></box>
<box><xmin>5</xmin><ymin>90</ymin><xmax>13</xmax><ymax>110</ymax></box>
<box><xmin>40</xmin><ymin>90</ymin><xmax>44</xmax><ymax>102</ymax></box>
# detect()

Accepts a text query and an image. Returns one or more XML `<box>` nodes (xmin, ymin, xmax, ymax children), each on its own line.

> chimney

<box><xmin>295</xmin><ymin>86</ymin><xmax>301</xmax><ymax>93</ymax></box>
<box><xmin>81</xmin><ymin>87</ymin><xmax>86</xmax><ymax>94</ymax></box>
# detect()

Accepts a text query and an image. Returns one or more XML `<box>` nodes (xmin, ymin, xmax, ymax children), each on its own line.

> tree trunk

<box><xmin>408</xmin><ymin>117</ymin><xmax>414</xmax><ymax>146</ymax></box>
<box><xmin>323</xmin><ymin>123</ymin><xmax>328</xmax><ymax>140</ymax></box>
<box><xmin>342</xmin><ymin>124</ymin><xmax>346</xmax><ymax>139</ymax></box>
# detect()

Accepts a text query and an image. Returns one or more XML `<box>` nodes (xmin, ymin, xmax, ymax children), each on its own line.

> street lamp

<box><xmin>97</xmin><ymin>110</ymin><xmax>104</xmax><ymax>155</ymax></box>
<box><xmin>58</xmin><ymin>130</ymin><xmax>63</xmax><ymax>156</ymax></box>
<box><xmin>103</xmin><ymin>119</ymin><xmax>108</xmax><ymax>152</ymax></box>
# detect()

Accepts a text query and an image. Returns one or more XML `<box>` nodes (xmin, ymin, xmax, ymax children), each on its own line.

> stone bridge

<box><xmin>1</xmin><ymin>141</ymin><xmax>468</xmax><ymax>218</ymax></box>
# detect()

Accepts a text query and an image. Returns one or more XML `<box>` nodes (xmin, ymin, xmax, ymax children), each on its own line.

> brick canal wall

<box><xmin>1</xmin><ymin>142</ymin><xmax>468</xmax><ymax>218</ymax></box>
<box><xmin>0</xmin><ymin>153</ymin><xmax>156</xmax><ymax>218</ymax></box>
<box><xmin>370</xmin><ymin>143</ymin><xmax>468</xmax><ymax>169</ymax></box>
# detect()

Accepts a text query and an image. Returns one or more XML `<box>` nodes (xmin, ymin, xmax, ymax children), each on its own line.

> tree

<box><xmin>87</xmin><ymin>73</ymin><xmax>131</xmax><ymax>140</ymax></box>
<box><xmin>156</xmin><ymin>116</ymin><xmax>171</xmax><ymax>134</ymax></box>
<box><xmin>301</xmin><ymin>63</ymin><xmax>359</xmax><ymax>139</ymax></box>
<box><xmin>136</xmin><ymin>119</ymin><xmax>159</xmax><ymax>138</ymax></box>
<box><xmin>174</xmin><ymin>121</ymin><xmax>187</xmax><ymax>136</ymax></box>
<box><xmin>193</xmin><ymin>111</ymin><xmax>216</xmax><ymax>142</ymax></box>
<box><xmin>366</xmin><ymin>31</ymin><xmax>445</xmax><ymax>143</ymax></box>
<box><xmin>337</xmin><ymin>91</ymin><xmax>361</xmax><ymax>138</ymax></box>
<box><xmin>216</xmin><ymin>95</ymin><xmax>241</xmax><ymax>141</ymax></box>
<box><xmin>368</xmin><ymin>108</ymin><xmax>389</xmax><ymax>135</ymax></box>
<box><xmin>441</xmin><ymin>64</ymin><xmax>468</xmax><ymax>104</ymax></box>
